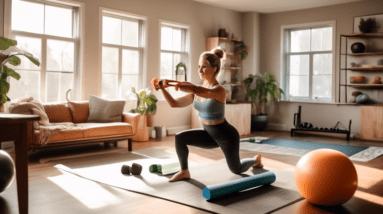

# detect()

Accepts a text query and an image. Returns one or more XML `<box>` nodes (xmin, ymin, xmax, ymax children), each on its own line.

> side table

<box><xmin>0</xmin><ymin>113</ymin><xmax>40</xmax><ymax>214</ymax></box>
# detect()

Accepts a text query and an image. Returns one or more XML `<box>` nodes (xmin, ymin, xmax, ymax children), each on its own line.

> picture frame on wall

<box><xmin>353</xmin><ymin>13</ymin><xmax>383</xmax><ymax>34</ymax></box>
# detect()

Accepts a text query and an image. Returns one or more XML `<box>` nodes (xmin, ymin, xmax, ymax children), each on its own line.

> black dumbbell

<box><xmin>131</xmin><ymin>163</ymin><xmax>143</xmax><ymax>175</ymax></box>
<box><xmin>121</xmin><ymin>165</ymin><xmax>131</xmax><ymax>175</ymax></box>
<box><xmin>121</xmin><ymin>163</ymin><xmax>143</xmax><ymax>175</ymax></box>
<box><xmin>307</xmin><ymin>123</ymin><xmax>313</xmax><ymax>129</ymax></box>
<box><xmin>303</xmin><ymin>122</ymin><xmax>309</xmax><ymax>128</ymax></box>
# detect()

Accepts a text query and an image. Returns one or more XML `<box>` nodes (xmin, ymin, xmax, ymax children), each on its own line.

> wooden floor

<box><xmin>1</xmin><ymin>130</ymin><xmax>383</xmax><ymax>214</ymax></box>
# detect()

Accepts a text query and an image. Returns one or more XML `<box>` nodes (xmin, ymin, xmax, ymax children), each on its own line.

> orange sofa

<box><xmin>30</xmin><ymin>101</ymin><xmax>140</xmax><ymax>151</ymax></box>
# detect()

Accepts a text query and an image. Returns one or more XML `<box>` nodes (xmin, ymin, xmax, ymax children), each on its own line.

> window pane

<box><xmin>11</xmin><ymin>0</ymin><xmax>44</xmax><ymax>34</ymax></box>
<box><xmin>289</xmin><ymin>55</ymin><xmax>309</xmax><ymax>75</ymax></box>
<box><xmin>122</xmin><ymin>49</ymin><xmax>139</xmax><ymax>74</ymax></box>
<box><xmin>172</xmin><ymin>29</ymin><xmax>182</xmax><ymax>52</ymax></box>
<box><xmin>102</xmin><ymin>16</ymin><xmax>121</xmax><ymax>45</ymax></box>
<box><xmin>289</xmin><ymin>76</ymin><xmax>309</xmax><ymax>97</ymax></box>
<box><xmin>313</xmin><ymin>75</ymin><xmax>331</xmax><ymax>98</ymax></box>
<box><xmin>46</xmin><ymin>72</ymin><xmax>60</xmax><ymax>102</ymax></box>
<box><xmin>311</xmin><ymin>27</ymin><xmax>332</xmax><ymax>51</ymax></box>
<box><xmin>45</xmin><ymin>5</ymin><xmax>72</xmax><ymax>38</ymax></box>
<box><xmin>102</xmin><ymin>47</ymin><xmax>119</xmax><ymax>74</ymax></box>
<box><xmin>160</xmin><ymin>52</ymin><xmax>172</xmax><ymax>79</ymax></box>
<box><xmin>313</xmin><ymin>54</ymin><xmax>332</xmax><ymax>75</ymax></box>
<box><xmin>161</xmin><ymin>26</ymin><xmax>172</xmax><ymax>51</ymax></box>
<box><xmin>102</xmin><ymin>74</ymin><xmax>118</xmax><ymax>99</ymax></box>
<box><xmin>47</xmin><ymin>40</ymin><xmax>74</xmax><ymax>72</ymax></box>
<box><xmin>122</xmin><ymin>20</ymin><xmax>139</xmax><ymax>47</ymax></box>
<box><xmin>8</xmin><ymin>70</ymin><xmax>40</xmax><ymax>100</ymax></box>
<box><xmin>12</xmin><ymin>36</ymin><xmax>41</xmax><ymax>70</ymax></box>
<box><xmin>60</xmin><ymin>73</ymin><xmax>74</xmax><ymax>101</ymax></box>
<box><xmin>121</xmin><ymin>74</ymin><xmax>138</xmax><ymax>98</ymax></box>
<box><xmin>173</xmin><ymin>53</ymin><xmax>181</xmax><ymax>79</ymax></box>
<box><xmin>291</xmin><ymin>29</ymin><xmax>310</xmax><ymax>52</ymax></box>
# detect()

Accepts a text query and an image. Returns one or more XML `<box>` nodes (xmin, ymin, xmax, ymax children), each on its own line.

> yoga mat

<box><xmin>53</xmin><ymin>148</ymin><xmax>303</xmax><ymax>214</ymax></box>
<box><xmin>259</xmin><ymin>139</ymin><xmax>367</xmax><ymax>157</ymax></box>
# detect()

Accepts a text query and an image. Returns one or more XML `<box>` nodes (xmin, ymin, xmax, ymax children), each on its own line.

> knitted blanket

<box><xmin>9</xmin><ymin>98</ymin><xmax>75</xmax><ymax>145</ymax></box>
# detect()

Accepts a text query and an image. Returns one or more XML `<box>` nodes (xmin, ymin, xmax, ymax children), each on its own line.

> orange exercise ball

<box><xmin>294</xmin><ymin>149</ymin><xmax>358</xmax><ymax>206</ymax></box>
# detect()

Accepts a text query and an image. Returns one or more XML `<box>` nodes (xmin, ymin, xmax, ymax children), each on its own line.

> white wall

<box><xmin>0</xmin><ymin>0</ymin><xmax>3</xmax><ymax>37</ymax></box>
<box><xmin>2</xmin><ymin>0</ymin><xmax>243</xmax><ymax>129</ymax></box>
<box><xmin>242</xmin><ymin>12</ymin><xmax>260</xmax><ymax>78</ymax></box>
<box><xmin>259</xmin><ymin>0</ymin><xmax>383</xmax><ymax>135</ymax></box>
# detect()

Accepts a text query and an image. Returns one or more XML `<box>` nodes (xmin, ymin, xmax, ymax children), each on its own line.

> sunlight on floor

<box><xmin>48</xmin><ymin>171</ymin><xmax>119</xmax><ymax>209</ymax></box>
<box><xmin>261</xmin><ymin>157</ymin><xmax>296</xmax><ymax>171</ymax></box>
<box><xmin>355</xmin><ymin>190</ymin><xmax>383</xmax><ymax>205</ymax></box>
<box><xmin>354</xmin><ymin>164</ymin><xmax>383</xmax><ymax>189</ymax></box>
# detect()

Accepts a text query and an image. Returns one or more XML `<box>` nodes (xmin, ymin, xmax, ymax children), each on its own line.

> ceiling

<box><xmin>193</xmin><ymin>0</ymin><xmax>363</xmax><ymax>13</ymax></box>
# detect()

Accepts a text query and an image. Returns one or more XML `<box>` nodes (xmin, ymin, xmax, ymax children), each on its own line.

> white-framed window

<box><xmin>160</xmin><ymin>21</ymin><xmax>189</xmax><ymax>98</ymax></box>
<box><xmin>281</xmin><ymin>21</ymin><xmax>336</xmax><ymax>102</ymax></box>
<box><xmin>6</xmin><ymin>0</ymin><xmax>82</xmax><ymax>102</ymax></box>
<box><xmin>101</xmin><ymin>10</ymin><xmax>145</xmax><ymax>100</ymax></box>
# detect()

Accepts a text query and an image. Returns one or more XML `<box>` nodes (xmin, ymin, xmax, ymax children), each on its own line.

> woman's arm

<box><xmin>179</xmin><ymin>83</ymin><xmax>225</xmax><ymax>100</ymax></box>
<box><xmin>161</xmin><ymin>87</ymin><xmax>194</xmax><ymax>108</ymax></box>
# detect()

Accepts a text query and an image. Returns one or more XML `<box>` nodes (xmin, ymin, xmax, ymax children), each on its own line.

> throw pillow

<box><xmin>87</xmin><ymin>95</ymin><xmax>125</xmax><ymax>123</ymax></box>
<box><xmin>68</xmin><ymin>101</ymin><xmax>89</xmax><ymax>123</ymax></box>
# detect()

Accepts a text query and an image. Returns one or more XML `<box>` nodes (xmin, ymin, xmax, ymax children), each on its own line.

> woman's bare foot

<box><xmin>169</xmin><ymin>169</ymin><xmax>191</xmax><ymax>182</ymax></box>
<box><xmin>253</xmin><ymin>154</ymin><xmax>264</xmax><ymax>168</ymax></box>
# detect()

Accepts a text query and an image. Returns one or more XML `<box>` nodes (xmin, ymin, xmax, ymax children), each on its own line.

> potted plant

<box><xmin>0</xmin><ymin>37</ymin><xmax>40</xmax><ymax>111</ymax></box>
<box><xmin>129</xmin><ymin>87</ymin><xmax>158</xmax><ymax>126</ymax></box>
<box><xmin>244</xmin><ymin>72</ymin><xmax>284</xmax><ymax>131</ymax></box>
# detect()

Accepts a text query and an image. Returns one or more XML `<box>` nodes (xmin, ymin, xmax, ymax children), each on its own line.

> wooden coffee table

<box><xmin>0</xmin><ymin>113</ymin><xmax>40</xmax><ymax>214</ymax></box>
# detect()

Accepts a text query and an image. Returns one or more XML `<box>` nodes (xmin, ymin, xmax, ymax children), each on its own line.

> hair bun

<box><xmin>213</xmin><ymin>49</ymin><xmax>224</xmax><ymax>59</ymax></box>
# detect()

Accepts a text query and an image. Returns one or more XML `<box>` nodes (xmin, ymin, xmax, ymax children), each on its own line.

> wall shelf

<box><xmin>341</xmin><ymin>84</ymin><xmax>383</xmax><ymax>88</ymax></box>
<box><xmin>225</xmin><ymin>67</ymin><xmax>241</xmax><ymax>70</ymax></box>
<box><xmin>341</xmin><ymin>33</ymin><xmax>383</xmax><ymax>38</ymax></box>
<box><xmin>339</xmin><ymin>34</ymin><xmax>383</xmax><ymax>103</ymax></box>
<box><xmin>342</xmin><ymin>52</ymin><xmax>383</xmax><ymax>56</ymax></box>
<box><xmin>341</xmin><ymin>67</ymin><xmax>383</xmax><ymax>71</ymax></box>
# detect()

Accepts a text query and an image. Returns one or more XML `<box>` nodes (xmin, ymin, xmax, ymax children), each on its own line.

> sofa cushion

<box><xmin>68</xmin><ymin>101</ymin><xmax>90</xmax><ymax>123</ymax></box>
<box><xmin>87</xmin><ymin>95</ymin><xmax>125</xmax><ymax>123</ymax></box>
<box><xmin>76</xmin><ymin>122</ymin><xmax>133</xmax><ymax>138</ymax></box>
<box><xmin>43</xmin><ymin>103</ymin><xmax>72</xmax><ymax>123</ymax></box>
<box><xmin>33</xmin><ymin>127</ymin><xmax>84</xmax><ymax>144</ymax></box>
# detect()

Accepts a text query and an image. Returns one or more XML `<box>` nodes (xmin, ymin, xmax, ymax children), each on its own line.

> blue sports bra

<box><xmin>193</xmin><ymin>83</ymin><xmax>225</xmax><ymax>121</ymax></box>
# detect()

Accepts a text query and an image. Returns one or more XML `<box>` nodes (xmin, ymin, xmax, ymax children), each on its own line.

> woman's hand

<box><xmin>156</xmin><ymin>79</ymin><xmax>167</xmax><ymax>89</ymax></box>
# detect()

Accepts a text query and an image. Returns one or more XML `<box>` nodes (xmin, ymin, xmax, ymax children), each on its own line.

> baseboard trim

<box><xmin>167</xmin><ymin>125</ymin><xmax>191</xmax><ymax>135</ymax></box>
<box><xmin>266</xmin><ymin>123</ymin><xmax>287</xmax><ymax>131</ymax></box>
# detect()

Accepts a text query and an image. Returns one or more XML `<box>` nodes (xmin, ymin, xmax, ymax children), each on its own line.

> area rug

<box><xmin>53</xmin><ymin>148</ymin><xmax>303</xmax><ymax>214</ymax></box>
<box><xmin>240</xmin><ymin>138</ymin><xmax>383</xmax><ymax>162</ymax></box>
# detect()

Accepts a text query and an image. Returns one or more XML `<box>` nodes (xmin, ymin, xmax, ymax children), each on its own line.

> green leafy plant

<box><xmin>237</xmin><ymin>42</ymin><xmax>248</xmax><ymax>60</ymax></box>
<box><xmin>0</xmin><ymin>37</ymin><xmax>40</xmax><ymax>104</ymax></box>
<box><xmin>244</xmin><ymin>72</ymin><xmax>284</xmax><ymax>116</ymax></box>
<box><xmin>129</xmin><ymin>87</ymin><xmax>158</xmax><ymax>115</ymax></box>
<box><xmin>175</xmin><ymin>62</ymin><xmax>186</xmax><ymax>75</ymax></box>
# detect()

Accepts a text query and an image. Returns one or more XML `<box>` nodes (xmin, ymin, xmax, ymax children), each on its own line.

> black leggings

<box><xmin>175</xmin><ymin>119</ymin><xmax>256</xmax><ymax>174</ymax></box>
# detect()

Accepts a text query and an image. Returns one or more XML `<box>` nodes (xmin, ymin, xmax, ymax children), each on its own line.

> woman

<box><xmin>157</xmin><ymin>49</ymin><xmax>263</xmax><ymax>182</ymax></box>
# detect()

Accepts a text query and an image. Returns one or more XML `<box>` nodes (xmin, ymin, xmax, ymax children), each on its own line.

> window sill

<box><xmin>279</xmin><ymin>100</ymin><xmax>361</xmax><ymax>106</ymax></box>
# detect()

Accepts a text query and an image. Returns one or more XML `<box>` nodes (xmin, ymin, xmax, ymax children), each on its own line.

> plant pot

<box><xmin>0</xmin><ymin>103</ymin><xmax>4</xmax><ymax>113</ymax></box>
<box><xmin>251</xmin><ymin>115</ymin><xmax>268</xmax><ymax>131</ymax></box>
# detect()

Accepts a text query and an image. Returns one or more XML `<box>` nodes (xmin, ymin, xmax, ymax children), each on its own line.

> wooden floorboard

<box><xmin>0</xmin><ymin>130</ymin><xmax>382</xmax><ymax>214</ymax></box>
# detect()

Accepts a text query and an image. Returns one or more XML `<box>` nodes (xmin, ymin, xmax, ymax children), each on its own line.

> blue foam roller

<box><xmin>202</xmin><ymin>171</ymin><xmax>276</xmax><ymax>200</ymax></box>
